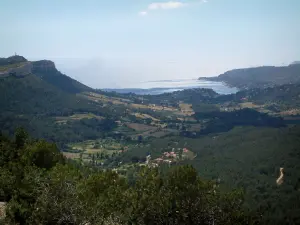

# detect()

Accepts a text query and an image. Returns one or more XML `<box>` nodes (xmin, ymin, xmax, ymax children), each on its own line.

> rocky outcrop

<box><xmin>0</xmin><ymin>55</ymin><xmax>27</xmax><ymax>66</ymax></box>
<box><xmin>32</xmin><ymin>60</ymin><xmax>57</xmax><ymax>72</ymax></box>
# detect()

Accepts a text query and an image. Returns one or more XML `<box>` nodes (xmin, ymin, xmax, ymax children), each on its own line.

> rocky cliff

<box><xmin>32</xmin><ymin>60</ymin><xmax>57</xmax><ymax>72</ymax></box>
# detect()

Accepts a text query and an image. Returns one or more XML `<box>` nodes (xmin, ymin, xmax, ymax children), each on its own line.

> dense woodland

<box><xmin>0</xmin><ymin>129</ymin><xmax>251</xmax><ymax>225</ymax></box>
<box><xmin>113</xmin><ymin>125</ymin><xmax>300</xmax><ymax>224</ymax></box>
<box><xmin>215</xmin><ymin>84</ymin><xmax>300</xmax><ymax>109</ymax></box>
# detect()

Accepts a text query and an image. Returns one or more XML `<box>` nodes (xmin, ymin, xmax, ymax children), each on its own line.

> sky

<box><xmin>0</xmin><ymin>0</ymin><xmax>300</xmax><ymax>88</ymax></box>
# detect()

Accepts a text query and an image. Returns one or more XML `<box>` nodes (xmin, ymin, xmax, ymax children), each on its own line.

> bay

<box><xmin>103</xmin><ymin>79</ymin><xmax>238</xmax><ymax>95</ymax></box>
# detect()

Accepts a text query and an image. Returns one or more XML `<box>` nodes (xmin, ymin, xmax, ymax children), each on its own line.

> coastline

<box><xmin>103</xmin><ymin>79</ymin><xmax>239</xmax><ymax>95</ymax></box>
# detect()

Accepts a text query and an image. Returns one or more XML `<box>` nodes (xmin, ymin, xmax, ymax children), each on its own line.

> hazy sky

<box><xmin>1</xmin><ymin>0</ymin><xmax>299</xmax><ymax>88</ymax></box>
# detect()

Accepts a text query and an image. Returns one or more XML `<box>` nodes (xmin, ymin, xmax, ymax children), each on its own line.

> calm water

<box><xmin>104</xmin><ymin>79</ymin><xmax>238</xmax><ymax>95</ymax></box>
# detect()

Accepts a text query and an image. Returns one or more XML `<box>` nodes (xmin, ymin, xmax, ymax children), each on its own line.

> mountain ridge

<box><xmin>0</xmin><ymin>55</ymin><xmax>93</xmax><ymax>94</ymax></box>
<box><xmin>199</xmin><ymin>64</ymin><xmax>300</xmax><ymax>89</ymax></box>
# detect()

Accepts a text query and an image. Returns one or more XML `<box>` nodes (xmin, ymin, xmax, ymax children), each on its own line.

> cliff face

<box><xmin>31</xmin><ymin>59</ymin><xmax>92</xmax><ymax>93</ymax></box>
<box><xmin>0</xmin><ymin>59</ymin><xmax>57</xmax><ymax>78</ymax></box>
<box><xmin>13</xmin><ymin>62</ymin><xmax>33</xmax><ymax>77</ymax></box>
<box><xmin>1</xmin><ymin>55</ymin><xmax>92</xmax><ymax>93</ymax></box>
<box><xmin>32</xmin><ymin>60</ymin><xmax>57</xmax><ymax>72</ymax></box>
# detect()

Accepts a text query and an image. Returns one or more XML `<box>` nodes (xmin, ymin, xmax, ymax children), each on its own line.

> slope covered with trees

<box><xmin>115</xmin><ymin>125</ymin><xmax>300</xmax><ymax>224</ymax></box>
<box><xmin>0</xmin><ymin>57</ymin><xmax>123</xmax><ymax>146</ymax></box>
<box><xmin>0</xmin><ymin>129</ymin><xmax>250</xmax><ymax>225</ymax></box>
<box><xmin>32</xmin><ymin>60</ymin><xmax>92</xmax><ymax>94</ymax></box>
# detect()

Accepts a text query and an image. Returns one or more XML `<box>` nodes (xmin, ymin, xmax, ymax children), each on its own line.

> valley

<box><xmin>1</xmin><ymin>55</ymin><xmax>300</xmax><ymax>224</ymax></box>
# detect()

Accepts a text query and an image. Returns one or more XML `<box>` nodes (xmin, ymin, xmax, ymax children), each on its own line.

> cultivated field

<box><xmin>63</xmin><ymin>139</ymin><xmax>127</xmax><ymax>161</ymax></box>
<box><xmin>280</xmin><ymin>109</ymin><xmax>300</xmax><ymax>116</ymax></box>
<box><xmin>179</xmin><ymin>103</ymin><xmax>194</xmax><ymax>116</ymax></box>
<box><xmin>133</xmin><ymin>112</ymin><xmax>160</xmax><ymax>121</ymax></box>
<box><xmin>55</xmin><ymin>113</ymin><xmax>104</xmax><ymax>124</ymax></box>
<box><xmin>125</xmin><ymin>123</ymin><xmax>156</xmax><ymax>132</ymax></box>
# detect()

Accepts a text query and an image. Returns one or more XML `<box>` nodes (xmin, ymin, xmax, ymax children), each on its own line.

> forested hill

<box><xmin>214</xmin><ymin>83</ymin><xmax>300</xmax><ymax>110</ymax></box>
<box><xmin>200</xmin><ymin>64</ymin><xmax>300</xmax><ymax>89</ymax></box>
<box><xmin>0</xmin><ymin>56</ymin><xmax>123</xmax><ymax>145</ymax></box>
<box><xmin>0</xmin><ymin>56</ymin><xmax>98</xmax><ymax>115</ymax></box>
<box><xmin>0</xmin><ymin>55</ymin><xmax>92</xmax><ymax>93</ymax></box>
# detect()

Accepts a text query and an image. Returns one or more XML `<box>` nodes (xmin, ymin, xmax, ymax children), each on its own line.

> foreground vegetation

<box><xmin>0</xmin><ymin>129</ymin><xmax>252</xmax><ymax>225</ymax></box>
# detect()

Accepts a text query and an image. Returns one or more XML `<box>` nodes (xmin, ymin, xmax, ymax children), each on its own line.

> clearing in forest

<box><xmin>179</xmin><ymin>103</ymin><xmax>194</xmax><ymax>115</ymax></box>
<box><xmin>125</xmin><ymin>122</ymin><xmax>156</xmax><ymax>132</ymax></box>
<box><xmin>55</xmin><ymin>113</ymin><xmax>104</xmax><ymax>124</ymax></box>
<box><xmin>133</xmin><ymin>112</ymin><xmax>160</xmax><ymax>121</ymax></box>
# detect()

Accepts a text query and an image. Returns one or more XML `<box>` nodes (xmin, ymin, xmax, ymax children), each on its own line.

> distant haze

<box><xmin>1</xmin><ymin>0</ymin><xmax>299</xmax><ymax>88</ymax></box>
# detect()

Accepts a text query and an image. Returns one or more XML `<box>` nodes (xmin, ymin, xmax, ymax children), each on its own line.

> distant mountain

<box><xmin>290</xmin><ymin>61</ymin><xmax>300</xmax><ymax>65</ymax></box>
<box><xmin>200</xmin><ymin>64</ymin><xmax>300</xmax><ymax>89</ymax></box>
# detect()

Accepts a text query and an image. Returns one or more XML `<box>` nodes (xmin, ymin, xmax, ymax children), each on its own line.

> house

<box><xmin>154</xmin><ymin>158</ymin><xmax>163</xmax><ymax>163</ymax></box>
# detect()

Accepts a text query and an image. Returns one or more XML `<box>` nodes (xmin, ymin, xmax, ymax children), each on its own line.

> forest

<box><xmin>0</xmin><ymin>129</ymin><xmax>251</xmax><ymax>225</ymax></box>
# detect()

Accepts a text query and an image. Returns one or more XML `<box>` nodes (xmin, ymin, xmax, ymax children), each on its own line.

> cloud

<box><xmin>138</xmin><ymin>0</ymin><xmax>208</xmax><ymax>16</ymax></box>
<box><xmin>148</xmin><ymin>1</ymin><xmax>186</xmax><ymax>10</ymax></box>
<box><xmin>138</xmin><ymin>11</ymin><xmax>148</xmax><ymax>16</ymax></box>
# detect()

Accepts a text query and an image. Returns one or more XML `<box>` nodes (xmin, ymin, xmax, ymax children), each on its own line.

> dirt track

<box><xmin>276</xmin><ymin>168</ymin><xmax>284</xmax><ymax>185</ymax></box>
<box><xmin>0</xmin><ymin>202</ymin><xmax>5</xmax><ymax>218</ymax></box>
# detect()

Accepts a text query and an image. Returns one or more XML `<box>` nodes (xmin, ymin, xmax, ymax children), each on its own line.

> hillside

<box><xmin>32</xmin><ymin>60</ymin><xmax>92</xmax><ymax>94</ymax></box>
<box><xmin>214</xmin><ymin>83</ymin><xmax>300</xmax><ymax>114</ymax></box>
<box><xmin>0</xmin><ymin>56</ymin><xmax>123</xmax><ymax>146</ymax></box>
<box><xmin>200</xmin><ymin>64</ymin><xmax>300</xmax><ymax>89</ymax></box>
<box><xmin>189</xmin><ymin>125</ymin><xmax>300</xmax><ymax>224</ymax></box>
<box><xmin>114</xmin><ymin>125</ymin><xmax>300</xmax><ymax>224</ymax></box>
<box><xmin>1</xmin><ymin>55</ymin><xmax>300</xmax><ymax>224</ymax></box>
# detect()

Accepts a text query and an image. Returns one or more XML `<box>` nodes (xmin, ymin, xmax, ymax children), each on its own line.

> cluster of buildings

<box><xmin>145</xmin><ymin>148</ymin><xmax>191</xmax><ymax>168</ymax></box>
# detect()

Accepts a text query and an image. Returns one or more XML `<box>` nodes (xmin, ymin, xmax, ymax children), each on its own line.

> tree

<box><xmin>22</xmin><ymin>140</ymin><xmax>64</xmax><ymax>169</ymax></box>
<box><xmin>138</xmin><ymin>135</ymin><xmax>143</xmax><ymax>143</ymax></box>
<box><xmin>15</xmin><ymin>127</ymin><xmax>28</xmax><ymax>149</ymax></box>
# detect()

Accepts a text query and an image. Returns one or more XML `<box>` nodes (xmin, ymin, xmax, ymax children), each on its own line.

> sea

<box><xmin>103</xmin><ymin>79</ymin><xmax>238</xmax><ymax>95</ymax></box>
